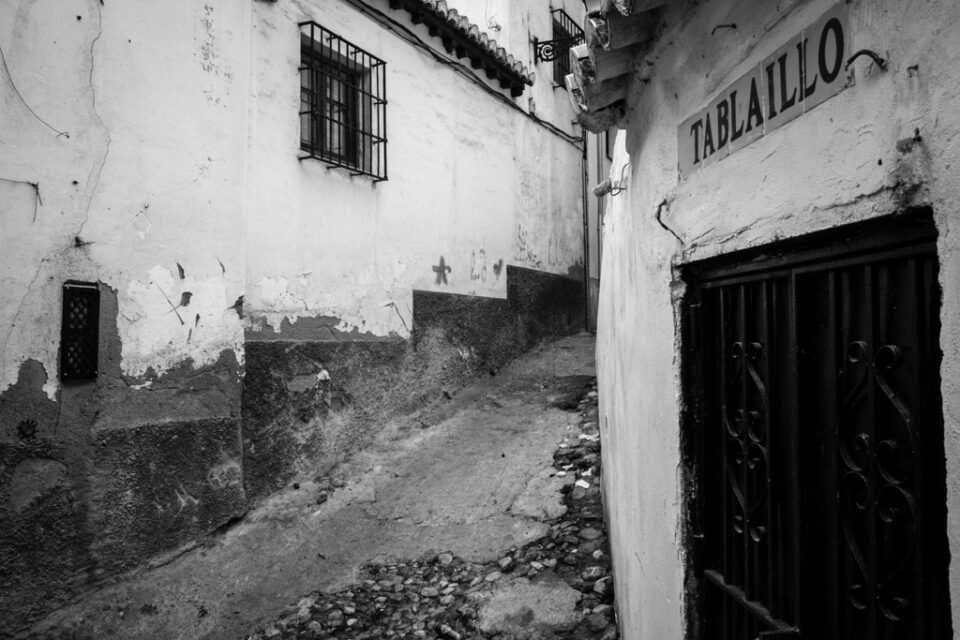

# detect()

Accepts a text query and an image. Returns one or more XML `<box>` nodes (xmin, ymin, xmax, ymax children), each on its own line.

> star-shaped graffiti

<box><xmin>433</xmin><ymin>256</ymin><xmax>451</xmax><ymax>285</ymax></box>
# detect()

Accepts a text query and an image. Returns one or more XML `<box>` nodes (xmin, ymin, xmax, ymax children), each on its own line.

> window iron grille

<box><xmin>533</xmin><ymin>8</ymin><xmax>585</xmax><ymax>86</ymax></box>
<box><xmin>60</xmin><ymin>282</ymin><xmax>100</xmax><ymax>380</ymax></box>
<box><xmin>299</xmin><ymin>22</ymin><xmax>387</xmax><ymax>182</ymax></box>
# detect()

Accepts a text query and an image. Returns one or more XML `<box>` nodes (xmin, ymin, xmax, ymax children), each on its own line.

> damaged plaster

<box><xmin>2</xmin><ymin>0</ymin><xmax>587</xmax><ymax>631</ymax></box>
<box><xmin>247</xmin><ymin>269</ymin><xmax>411</xmax><ymax>339</ymax></box>
<box><xmin>1</xmin><ymin>0</ymin><xmax>110</xmax><ymax>398</ymax></box>
<box><xmin>1</xmin><ymin>0</ymin><xmax>248</xmax><ymax>396</ymax></box>
<box><xmin>243</xmin><ymin>0</ymin><xmax>584</xmax><ymax>340</ymax></box>
<box><xmin>121</xmin><ymin>265</ymin><xmax>243</xmax><ymax>379</ymax></box>
<box><xmin>1</xmin><ymin>3</ymin><xmax>250</xmax><ymax>628</ymax></box>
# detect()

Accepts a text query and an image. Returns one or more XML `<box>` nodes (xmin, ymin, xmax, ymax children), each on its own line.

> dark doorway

<box><xmin>683</xmin><ymin>212</ymin><xmax>950</xmax><ymax>639</ymax></box>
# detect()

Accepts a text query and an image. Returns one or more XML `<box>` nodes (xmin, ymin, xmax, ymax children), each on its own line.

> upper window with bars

<box><xmin>550</xmin><ymin>9</ymin><xmax>584</xmax><ymax>86</ymax></box>
<box><xmin>299</xmin><ymin>22</ymin><xmax>387</xmax><ymax>181</ymax></box>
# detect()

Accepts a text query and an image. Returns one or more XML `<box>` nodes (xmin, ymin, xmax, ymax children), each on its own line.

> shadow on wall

<box><xmin>0</xmin><ymin>284</ymin><xmax>245</xmax><ymax>633</ymax></box>
<box><xmin>241</xmin><ymin>265</ymin><xmax>585</xmax><ymax>503</ymax></box>
<box><xmin>412</xmin><ymin>265</ymin><xmax>586</xmax><ymax>372</ymax></box>
<box><xmin>0</xmin><ymin>267</ymin><xmax>583</xmax><ymax>634</ymax></box>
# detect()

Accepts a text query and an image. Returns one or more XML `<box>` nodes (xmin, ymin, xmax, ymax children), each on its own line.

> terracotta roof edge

<box><xmin>388</xmin><ymin>0</ymin><xmax>535</xmax><ymax>92</ymax></box>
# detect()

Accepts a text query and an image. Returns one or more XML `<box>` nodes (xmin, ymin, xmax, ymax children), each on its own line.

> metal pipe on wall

<box><xmin>596</xmin><ymin>131</ymin><xmax>604</xmax><ymax>279</ymax></box>
<box><xmin>580</xmin><ymin>130</ymin><xmax>593</xmax><ymax>333</ymax></box>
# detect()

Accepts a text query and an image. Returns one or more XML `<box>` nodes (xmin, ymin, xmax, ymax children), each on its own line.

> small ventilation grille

<box><xmin>61</xmin><ymin>282</ymin><xmax>100</xmax><ymax>380</ymax></box>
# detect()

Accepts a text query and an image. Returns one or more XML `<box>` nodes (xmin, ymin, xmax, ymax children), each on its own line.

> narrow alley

<box><xmin>7</xmin><ymin>1</ymin><xmax>960</xmax><ymax>638</ymax></box>
<box><xmin>28</xmin><ymin>335</ymin><xmax>615</xmax><ymax>640</ymax></box>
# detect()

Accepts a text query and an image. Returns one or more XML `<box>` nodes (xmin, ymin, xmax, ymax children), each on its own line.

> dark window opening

<box><xmin>299</xmin><ymin>22</ymin><xmax>387</xmax><ymax>181</ymax></box>
<box><xmin>682</xmin><ymin>212</ymin><xmax>951</xmax><ymax>640</ymax></box>
<box><xmin>550</xmin><ymin>9</ymin><xmax>584</xmax><ymax>86</ymax></box>
<box><xmin>60</xmin><ymin>282</ymin><xmax>100</xmax><ymax>380</ymax></box>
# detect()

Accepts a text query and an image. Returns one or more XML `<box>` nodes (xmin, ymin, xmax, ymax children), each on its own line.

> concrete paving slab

<box><xmin>510</xmin><ymin>467</ymin><xmax>573</xmax><ymax>520</ymax></box>
<box><xmin>477</xmin><ymin>574</ymin><xmax>584</xmax><ymax>636</ymax></box>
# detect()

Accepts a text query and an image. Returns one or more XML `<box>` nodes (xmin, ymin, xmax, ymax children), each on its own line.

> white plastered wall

<box><xmin>597</xmin><ymin>0</ymin><xmax>960</xmax><ymax>637</ymax></box>
<box><xmin>0</xmin><ymin>0</ymin><xmax>247</xmax><ymax>396</ymax></box>
<box><xmin>244</xmin><ymin>0</ymin><xmax>585</xmax><ymax>338</ymax></box>
<box><xmin>453</xmin><ymin>0</ymin><xmax>587</xmax><ymax>125</ymax></box>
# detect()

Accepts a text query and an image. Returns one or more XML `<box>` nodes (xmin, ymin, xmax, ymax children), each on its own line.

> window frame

<box><xmin>60</xmin><ymin>281</ymin><xmax>101</xmax><ymax>381</ymax></box>
<box><xmin>299</xmin><ymin>22</ymin><xmax>387</xmax><ymax>182</ymax></box>
<box><xmin>550</xmin><ymin>8</ymin><xmax>584</xmax><ymax>86</ymax></box>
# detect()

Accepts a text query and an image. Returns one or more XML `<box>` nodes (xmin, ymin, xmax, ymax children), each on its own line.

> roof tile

<box><xmin>406</xmin><ymin>0</ymin><xmax>534</xmax><ymax>85</ymax></box>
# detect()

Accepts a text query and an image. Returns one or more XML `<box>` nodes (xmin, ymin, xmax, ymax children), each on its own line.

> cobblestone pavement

<box><xmin>246</xmin><ymin>383</ymin><xmax>615</xmax><ymax>640</ymax></box>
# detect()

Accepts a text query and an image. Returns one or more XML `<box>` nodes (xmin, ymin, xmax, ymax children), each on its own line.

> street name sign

<box><xmin>678</xmin><ymin>3</ymin><xmax>850</xmax><ymax>179</ymax></box>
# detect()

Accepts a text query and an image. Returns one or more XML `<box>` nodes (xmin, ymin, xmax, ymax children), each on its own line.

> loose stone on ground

<box><xmin>246</xmin><ymin>380</ymin><xmax>616</xmax><ymax>640</ymax></box>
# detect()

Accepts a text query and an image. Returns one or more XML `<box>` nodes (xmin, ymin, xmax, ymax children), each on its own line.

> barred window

<box><xmin>299</xmin><ymin>22</ymin><xmax>387</xmax><ymax>181</ymax></box>
<box><xmin>551</xmin><ymin>9</ymin><xmax>584</xmax><ymax>86</ymax></box>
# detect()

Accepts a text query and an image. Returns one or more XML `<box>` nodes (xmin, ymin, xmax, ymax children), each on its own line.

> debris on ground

<box><xmin>246</xmin><ymin>381</ymin><xmax>616</xmax><ymax>640</ymax></box>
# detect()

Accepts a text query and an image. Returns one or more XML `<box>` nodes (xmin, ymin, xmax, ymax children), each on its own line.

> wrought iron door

<box><xmin>688</xmin><ymin>215</ymin><xmax>949</xmax><ymax>640</ymax></box>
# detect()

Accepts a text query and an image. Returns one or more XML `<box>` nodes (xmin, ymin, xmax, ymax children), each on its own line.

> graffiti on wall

<box><xmin>515</xmin><ymin>223</ymin><xmax>581</xmax><ymax>269</ymax></box>
<box><xmin>207</xmin><ymin>458</ymin><xmax>242</xmax><ymax>490</ymax></box>
<box><xmin>468</xmin><ymin>249</ymin><xmax>505</xmax><ymax>286</ymax></box>
<box><xmin>515</xmin><ymin>224</ymin><xmax>542</xmax><ymax>268</ymax></box>
<box><xmin>548</xmin><ymin>233</ymin><xmax>580</xmax><ymax>267</ymax></box>
<box><xmin>154</xmin><ymin>484</ymin><xmax>200</xmax><ymax>516</ymax></box>
<box><xmin>470</xmin><ymin>249</ymin><xmax>486</xmax><ymax>282</ymax></box>
<box><xmin>433</xmin><ymin>256</ymin><xmax>451</xmax><ymax>285</ymax></box>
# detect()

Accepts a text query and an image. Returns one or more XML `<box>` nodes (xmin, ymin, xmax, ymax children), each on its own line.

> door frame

<box><xmin>677</xmin><ymin>209</ymin><xmax>946</xmax><ymax>639</ymax></box>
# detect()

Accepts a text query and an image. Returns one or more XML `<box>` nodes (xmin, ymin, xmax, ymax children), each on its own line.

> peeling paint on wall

<box><xmin>1</xmin><ymin>0</ymin><xmax>247</xmax><ymax>397</ymax></box>
<box><xmin>121</xmin><ymin>266</ymin><xmax>243</xmax><ymax>379</ymax></box>
<box><xmin>246</xmin><ymin>264</ymin><xmax>412</xmax><ymax>339</ymax></box>
<box><xmin>243</xmin><ymin>0</ymin><xmax>583</xmax><ymax>339</ymax></box>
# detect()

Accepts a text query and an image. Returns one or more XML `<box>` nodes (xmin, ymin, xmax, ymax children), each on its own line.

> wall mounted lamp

<box><xmin>593</xmin><ymin>162</ymin><xmax>630</xmax><ymax>197</ymax></box>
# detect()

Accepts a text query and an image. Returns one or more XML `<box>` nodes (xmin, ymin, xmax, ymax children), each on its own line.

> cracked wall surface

<box><xmin>0</xmin><ymin>0</ymin><xmax>249</xmax><ymax>631</ymax></box>
<box><xmin>237</xmin><ymin>0</ymin><xmax>589</xmax><ymax>513</ymax></box>
<box><xmin>1</xmin><ymin>0</ymin><xmax>247</xmax><ymax>396</ymax></box>
<box><xmin>595</xmin><ymin>0</ymin><xmax>960</xmax><ymax>638</ymax></box>
<box><xmin>0</xmin><ymin>0</ymin><xmax>588</xmax><ymax>632</ymax></box>
<box><xmin>242</xmin><ymin>266</ymin><xmax>585</xmax><ymax>504</ymax></box>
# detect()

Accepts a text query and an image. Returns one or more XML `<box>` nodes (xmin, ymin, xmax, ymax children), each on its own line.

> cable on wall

<box><xmin>0</xmin><ymin>177</ymin><xmax>43</xmax><ymax>222</ymax></box>
<box><xmin>610</xmin><ymin>161</ymin><xmax>630</xmax><ymax>196</ymax></box>
<box><xmin>655</xmin><ymin>198</ymin><xmax>683</xmax><ymax>244</ymax></box>
<box><xmin>338</xmin><ymin>0</ymin><xmax>584</xmax><ymax>149</ymax></box>
<box><xmin>0</xmin><ymin>46</ymin><xmax>69</xmax><ymax>138</ymax></box>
